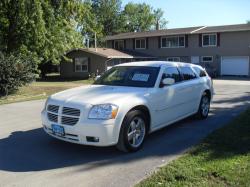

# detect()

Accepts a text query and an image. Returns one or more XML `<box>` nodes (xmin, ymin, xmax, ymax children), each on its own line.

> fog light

<box><xmin>86</xmin><ymin>136</ymin><xmax>99</xmax><ymax>142</ymax></box>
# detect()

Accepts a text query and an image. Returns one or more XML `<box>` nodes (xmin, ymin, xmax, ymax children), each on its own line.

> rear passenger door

<box><xmin>178</xmin><ymin>66</ymin><xmax>200</xmax><ymax>114</ymax></box>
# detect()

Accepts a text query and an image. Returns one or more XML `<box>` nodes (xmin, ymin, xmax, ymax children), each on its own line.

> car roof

<box><xmin>116</xmin><ymin>61</ymin><xmax>200</xmax><ymax>68</ymax></box>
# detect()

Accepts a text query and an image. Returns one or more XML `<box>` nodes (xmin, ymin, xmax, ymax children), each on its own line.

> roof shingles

<box><xmin>106</xmin><ymin>24</ymin><xmax>250</xmax><ymax>40</ymax></box>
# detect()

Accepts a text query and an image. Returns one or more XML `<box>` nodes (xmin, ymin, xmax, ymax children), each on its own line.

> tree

<box><xmin>153</xmin><ymin>8</ymin><xmax>168</xmax><ymax>30</ymax></box>
<box><xmin>91</xmin><ymin>0</ymin><xmax>123</xmax><ymax>36</ymax></box>
<box><xmin>0</xmin><ymin>0</ymin><xmax>85</xmax><ymax>77</ymax></box>
<box><xmin>123</xmin><ymin>3</ymin><xmax>155</xmax><ymax>32</ymax></box>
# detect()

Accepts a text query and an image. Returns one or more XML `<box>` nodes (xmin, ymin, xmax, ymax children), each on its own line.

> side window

<box><xmin>193</xmin><ymin>66</ymin><xmax>207</xmax><ymax>77</ymax></box>
<box><xmin>162</xmin><ymin>67</ymin><xmax>181</xmax><ymax>83</ymax></box>
<box><xmin>179</xmin><ymin>66</ymin><xmax>197</xmax><ymax>80</ymax></box>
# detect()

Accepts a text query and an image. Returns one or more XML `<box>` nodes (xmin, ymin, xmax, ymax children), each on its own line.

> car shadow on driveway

<box><xmin>0</xmin><ymin>116</ymin><xmax>213</xmax><ymax>172</ymax></box>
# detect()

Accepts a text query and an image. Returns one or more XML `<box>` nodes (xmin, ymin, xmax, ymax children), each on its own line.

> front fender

<box><xmin>112</xmin><ymin>95</ymin><xmax>152</xmax><ymax>143</ymax></box>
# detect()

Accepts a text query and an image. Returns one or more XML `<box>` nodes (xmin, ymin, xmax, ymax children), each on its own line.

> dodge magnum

<box><xmin>41</xmin><ymin>61</ymin><xmax>213</xmax><ymax>152</ymax></box>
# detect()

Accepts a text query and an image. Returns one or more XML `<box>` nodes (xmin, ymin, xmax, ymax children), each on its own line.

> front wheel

<box><xmin>116</xmin><ymin>110</ymin><xmax>147</xmax><ymax>152</ymax></box>
<box><xmin>197</xmin><ymin>93</ymin><xmax>210</xmax><ymax>119</ymax></box>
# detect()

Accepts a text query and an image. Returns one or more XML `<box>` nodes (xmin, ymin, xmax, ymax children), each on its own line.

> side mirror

<box><xmin>161</xmin><ymin>78</ymin><xmax>175</xmax><ymax>86</ymax></box>
<box><xmin>95</xmin><ymin>75</ymin><xmax>101</xmax><ymax>81</ymax></box>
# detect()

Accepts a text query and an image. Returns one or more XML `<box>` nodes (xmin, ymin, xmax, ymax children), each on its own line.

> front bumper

<box><xmin>41</xmin><ymin>109</ymin><xmax>120</xmax><ymax>146</ymax></box>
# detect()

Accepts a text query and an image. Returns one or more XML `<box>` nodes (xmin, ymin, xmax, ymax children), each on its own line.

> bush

<box><xmin>0</xmin><ymin>53</ymin><xmax>38</xmax><ymax>96</ymax></box>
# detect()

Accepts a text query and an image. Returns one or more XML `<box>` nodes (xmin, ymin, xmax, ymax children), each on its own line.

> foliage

<box><xmin>0</xmin><ymin>0</ymin><xmax>87</xmax><ymax>76</ymax></box>
<box><xmin>123</xmin><ymin>3</ymin><xmax>155</xmax><ymax>32</ymax></box>
<box><xmin>0</xmin><ymin>0</ymin><xmax>168</xmax><ymax>77</ymax></box>
<box><xmin>0</xmin><ymin>0</ymin><xmax>168</xmax><ymax>63</ymax></box>
<box><xmin>0</xmin><ymin>0</ymin><xmax>168</xmax><ymax>94</ymax></box>
<box><xmin>153</xmin><ymin>8</ymin><xmax>168</xmax><ymax>30</ymax></box>
<box><xmin>92</xmin><ymin>0</ymin><xmax>122</xmax><ymax>36</ymax></box>
<box><xmin>0</xmin><ymin>52</ymin><xmax>38</xmax><ymax>96</ymax></box>
<box><xmin>91</xmin><ymin>1</ymin><xmax>168</xmax><ymax>37</ymax></box>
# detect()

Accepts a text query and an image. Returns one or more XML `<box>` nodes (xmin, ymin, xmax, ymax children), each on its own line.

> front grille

<box><xmin>61</xmin><ymin>116</ymin><xmax>79</xmax><ymax>126</ymax></box>
<box><xmin>46</xmin><ymin>105</ymin><xmax>80</xmax><ymax>126</ymax></box>
<box><xmin>47</xmin><ymin>113</ymin><xmax>58</xmax><ymax>123</ymax></box>
<box><xmin>62</xmin><ymin>107</ymin><xmax>80</xmax><ymax>116</ymax></box>
<box><xmin>47</xmin><ymin>105</ymin><xmax>59</xmax><ymax>113</ymax></box>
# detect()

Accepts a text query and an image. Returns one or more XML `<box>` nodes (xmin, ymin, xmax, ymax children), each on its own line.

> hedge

<box><xmin>0</xmin><ymin>53</ymin><xmax>38</xmax><ymax>96</ymax></box>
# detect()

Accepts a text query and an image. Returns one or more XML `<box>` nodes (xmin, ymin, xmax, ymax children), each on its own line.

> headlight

<box><xmin>88</xmin><ymin>104</ymin><xmax>118</xmax><ymax>120</ymax></box>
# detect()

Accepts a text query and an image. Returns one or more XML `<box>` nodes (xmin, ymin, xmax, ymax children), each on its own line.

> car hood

<box><xmin>50</xmin><ymin>85</ymin><xmax>150</xmax><ymax>106</ymax></box>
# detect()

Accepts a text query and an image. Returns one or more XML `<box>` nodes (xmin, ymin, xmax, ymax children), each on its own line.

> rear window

<box><xmin>179</xmin><ymin>66</ymin><xmax>197</xmax><ymax>80</ymax></box>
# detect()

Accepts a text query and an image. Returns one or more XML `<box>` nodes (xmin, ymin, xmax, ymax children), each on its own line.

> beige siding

<box><xmin>108</xmin><ymin>30</ymin><xmax>250</xmax><ymax>75</ymax></box>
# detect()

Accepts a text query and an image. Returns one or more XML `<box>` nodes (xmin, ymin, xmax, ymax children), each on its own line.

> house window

<box><xmin>114</xmin><ymin>40</ymin><xmax>124</xmax><ymax>50</ymax></box>
<box><xmin>75</xmin><ymin>57</ymin><xmax>88</xmax><ymax>72</ymax></box>
<box><xmin>202</xmin><ymin>34</ymin><xmax>217</xmax><ymax>47</ymax></box>
<box><xmin>135</xmin><ymin>38</ymin><xmax>146</xmax><ymax>49</ymax></box>
<box><xmin>166</xmin><ymin>57</ymin><xmax>181</xmax><ymax>62</ymax></box>
<box><xmin>161</xmin><ymin>36</ymin><xmax>185</xmax><ymax>48</ymax></box>
<box><xmin>201</xmin><ymin>56</ymin><xmax>213</xmax><ymax>62</ymax></box>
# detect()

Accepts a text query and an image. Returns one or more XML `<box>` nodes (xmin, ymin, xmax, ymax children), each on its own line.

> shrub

<box><xmin>0</xmin><ymin>52</ymin><xmax>38</xmax><ymax>96</ymax></box>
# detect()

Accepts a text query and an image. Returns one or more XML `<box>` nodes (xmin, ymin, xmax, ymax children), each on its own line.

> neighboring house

<box><xmin>60</xmin><ymin>48</ymin><xmax>155</xmax><ymax>78</ymax></box>
<box><xmin>106</xmin><ymin>24</ymin><xmax>250</xmax><ymax>76</ymax></box>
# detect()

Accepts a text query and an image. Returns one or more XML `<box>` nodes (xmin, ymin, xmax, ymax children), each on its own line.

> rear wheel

<box><xmin>116</xmin><ymin>110</ymin><xmax>147</xmax><ymax>152</ymax></box>
<box><xmin>197</xmin><ymin>93</ymin><xmax>210</xmax><ymax>119</ymax></box>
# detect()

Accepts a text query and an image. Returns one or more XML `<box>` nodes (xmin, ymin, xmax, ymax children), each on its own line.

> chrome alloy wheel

<box><xmin>201</xmin><ymin>96</ymin><xmax>210</xmax><ymax>116</ymax></box>
<box><xmin>127</xmin><ymin>117</ymin><xmax>146</xmax><ymax>148</ymax></box>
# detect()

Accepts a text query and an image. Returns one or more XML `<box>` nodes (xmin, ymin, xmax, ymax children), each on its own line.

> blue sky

<box><xmin>122</xmin><ymin>0</ymin><xmax>250</xmax><ymax>28</ymax></box>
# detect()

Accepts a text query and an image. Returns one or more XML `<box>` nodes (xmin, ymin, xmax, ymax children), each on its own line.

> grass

<box><xmin>0</xmin><ymin>77</ymin><xmax>94</xmax><ymax>105</ymax></box>
<box><xmin>137</xmin><ymin>108</ymin><xmax>250</xmax><ymax>187</ymax></box>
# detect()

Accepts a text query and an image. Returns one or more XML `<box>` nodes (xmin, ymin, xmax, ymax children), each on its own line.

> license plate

<box><xmin>51</xmin><ymin>124</ymin><xmax>65</xmax><ymax>136</ymax></box>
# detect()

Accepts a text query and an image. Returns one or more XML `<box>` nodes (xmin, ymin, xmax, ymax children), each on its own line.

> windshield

<box><xmin>94</xmin><ymin>66</ymin><xmax>160</xmax><ymax>87</ymax></box>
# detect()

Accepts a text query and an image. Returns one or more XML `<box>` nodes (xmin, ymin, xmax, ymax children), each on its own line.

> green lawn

<box><xmin>137</xmin><ymin>108</ymin><xmax>250</xmax><ymax>187</ymax></box>
<box><xmin>0</xmin><ymin>78</ymin><xmax>94</xmax><ymax>105</ymax></box>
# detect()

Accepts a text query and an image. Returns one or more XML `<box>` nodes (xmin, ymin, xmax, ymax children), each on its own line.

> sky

<box><xmin>122</xmin><ymin>0</ymin><xmax>250</xmax><ymax>28</ymax></box>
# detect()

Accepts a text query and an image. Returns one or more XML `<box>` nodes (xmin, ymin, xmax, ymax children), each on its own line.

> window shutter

<box><xmin>185</xmin><ymin>35</ymin><xmax>188</xmax><ymax>47</ymax></box>
<box><xmin>112</xmin><ymin>40</ymin><xmax>114</xmax><ymax>48</ymax></box>
<box><xmin>158</xmin><ymin>36</ymin><xmax>161</xmax><ymax>48</ymax></box>
<box><xmin>124</xmin><ymin>40</ymin><xmax>126</xmax><ymax>49</ymax></box>
<box><xmin>217</xmin><ymin>33</ymin><xmax>220</xmax><ymax>47</ymax></box>
<box><xmin>133</xmin><ymin>38</ymin><xmax>135</xmax><ymax>49</ymax></box>
<box><xmin>146</xmin><ymin>38</ymin><xmax>149</xmax><ymax>49</ymax></box>
<box><xmin>199</xmin><ymin>34</ymin><xmax>202</xmax><ymax>47</ymax></box>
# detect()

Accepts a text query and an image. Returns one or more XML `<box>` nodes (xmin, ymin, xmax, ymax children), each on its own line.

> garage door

<box><xmin>221</xmin><ymin>56</ymin><xmax>249</xmax><ymax>76</ymax></box>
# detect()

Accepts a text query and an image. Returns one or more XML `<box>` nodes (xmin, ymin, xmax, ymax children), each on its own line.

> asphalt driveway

<box><xmin>0</xmin><ymin>79</ymin><xmax>250</xmax><ymax>187</ymax></box>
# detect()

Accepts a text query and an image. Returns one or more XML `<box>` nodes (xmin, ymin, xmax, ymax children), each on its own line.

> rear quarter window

<box><xmin>179</xmin><ymin>66</ymin><xmax>197</xmax><ymax>80</ymax></box>
<box><xmin>193</xmin><ymin>66</ymin><xmax>207</xmax><ymax>77</ymax></box>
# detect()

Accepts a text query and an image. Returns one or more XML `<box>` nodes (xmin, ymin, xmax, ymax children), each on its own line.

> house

<box><xmin>106</xmin><ymin>24</ymin><xmax>250</xmax><ymax>76</ymax></box>
<box><xmin>60</xmin><ymin>48</ymin><xmax>155</xmax><ymax>78</ymax></box>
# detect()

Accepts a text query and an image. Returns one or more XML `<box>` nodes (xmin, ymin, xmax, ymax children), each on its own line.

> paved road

<box><xmin>0</xmin><ymin>79</ymin><xmax>250</xmax><ymax>187</ymax></box>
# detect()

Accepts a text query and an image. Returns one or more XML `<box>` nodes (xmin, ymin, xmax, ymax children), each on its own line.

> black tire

<box><xmin>116</xmin><ymin>110</ymin><xmax>147</xmax><ymax>152</ymax></box>
<box><xmin>196</xmin><ymin>93</ymin><xmax>210</xmax><ymax>119</ymax></box>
